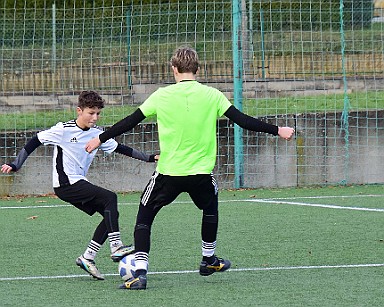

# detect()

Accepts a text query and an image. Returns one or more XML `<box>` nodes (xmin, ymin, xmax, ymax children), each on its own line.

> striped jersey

<box><xmin>37</xmin><ymin>120</ymin><xmax>117</xmax><ymax>187</ymax></box>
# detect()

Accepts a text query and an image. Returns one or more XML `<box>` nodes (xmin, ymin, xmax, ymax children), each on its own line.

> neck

<box><xmin>75</xmin><ymin>119</ymin><xmax>89</xmax><ymax>130</ymax></box>
<box><xmin>175</xmin><ymin>72</ymin><xmax>196</xmax><ymax>83</ymax></box>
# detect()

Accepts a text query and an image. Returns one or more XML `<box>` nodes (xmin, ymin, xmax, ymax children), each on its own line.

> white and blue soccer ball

<box><xmin>118</xmin><ymin>254</ymin><xmax>136</xmax><ymax>281</ymax></box>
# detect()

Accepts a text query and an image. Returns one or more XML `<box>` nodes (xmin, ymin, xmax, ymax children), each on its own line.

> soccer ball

<box><xmin>118</xmin><ymin>254</ymin><xmax>136</xmax><ymax>281</ymax></box>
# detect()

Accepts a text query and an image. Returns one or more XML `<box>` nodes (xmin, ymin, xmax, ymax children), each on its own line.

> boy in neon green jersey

<box><xmin>86</xmin><ymin>46</ymin><xmax>295</xmax><ymax>290</ymax></box>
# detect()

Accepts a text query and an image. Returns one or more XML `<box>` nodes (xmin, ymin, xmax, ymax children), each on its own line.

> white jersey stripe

<box><xmin>141</xmin><ymin>171</ymin><xmax>159</xmax><ymax>206</ymax></box>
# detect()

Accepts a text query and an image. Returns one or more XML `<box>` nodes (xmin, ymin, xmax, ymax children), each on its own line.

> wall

<box><xmin>2</xmin><ymin>77</ymin><xmax>384</xmax><ymax>113</ymax></box>
<box><xmin>1</xmin><ymin>110</ymin><xmax>383</xmax><ymax>196</ymax></box>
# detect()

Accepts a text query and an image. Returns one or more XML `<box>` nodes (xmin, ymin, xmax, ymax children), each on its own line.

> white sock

<box><xmin>108</xmin><ymin>231</ymin><xmax>123</xmax><ymax>253</ymax></box>
<box><xmin>135</xmin><ymin>251</ymin><xmax>149</xmax><ymax>272</ymax></box>
<box><xmin>83</xmin><ymin>240</ymin><xmax>101</xmax><ymax>260</ymax></box>
<box><xmin>202</xmin><ymin>240</ymin><xmax>216</xmax><ymax>257</ymax></box>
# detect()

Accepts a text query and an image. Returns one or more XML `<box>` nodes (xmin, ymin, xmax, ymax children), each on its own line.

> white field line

<box><xmin>1</xmin><ymin>263</ymin><xmax>384</xmax><ymax>282</ymax></box>
<box><xmin>0</xmin><ymin>204</ymin><xmax>73</xmax><ymax>209</ymax></box>
<box><xmin>245</xmin><ymin>199</ymin><xmax>384</xmax><ymax>212</ymax></box>
<box><xmin>259</xmin><ymin>194</ymin><xmax>384</xmax><ymax>200</ymax></box>
<box><xmin>1</xmin><ymin>194</ymin><xmax>384</xmax><ymax>210</ymax></box>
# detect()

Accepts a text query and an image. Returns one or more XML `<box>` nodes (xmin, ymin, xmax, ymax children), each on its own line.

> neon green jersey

<box><xmin>139</xmin><ymin>80</ymin><xmax>232</xmax><ymax>176</ymax></box>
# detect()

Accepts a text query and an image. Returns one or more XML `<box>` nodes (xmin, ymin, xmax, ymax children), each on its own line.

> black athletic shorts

<box><xmin>140</xmin><ymin>172</ymin><xmax>218</xmax><ymax>214</ymax></box>
<box><xmin>54</xmin><ymin>179</ymin><xmax>116</xmax><ymax>216</ymax></box>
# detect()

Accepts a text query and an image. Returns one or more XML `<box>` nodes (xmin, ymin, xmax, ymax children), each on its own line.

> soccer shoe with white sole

<box><xmin>119</xmin><ymin>274</ymin><xmax>147</xmax><ymax>290</ymax></box>
<box><xmin>111</xmin><ymin>244</ymin><xmax>135</xmax><ymax>262</ymax></box>
<box><xmin>199</xmin><ymin>256</ymin><xmax>231</xmax><ymax>276</ymax></box>
<box><xmin>76</xmin><ymin>255</ymin><xmax>105</xmax><ymax>280</ymax></box>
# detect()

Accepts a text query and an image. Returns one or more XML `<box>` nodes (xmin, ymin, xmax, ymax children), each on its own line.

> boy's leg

<box><xmin>188</xmin><ymin>174</ymin><xmax>219</xmax><ymax>255</ymax></box>
<box><xmin>188</xmin><ymin>174</ymin><xmax>231</xmax><ymax>276</ymax></box>
<box><xmin>120</xmin><ymin>172</ymin><xmax>179</xmax><ymax>290</ymax></box>
<box><xmin>84</xmin><ymin>221</ymin><xmax>107</xmax><ymax>260</ymax></box>
<box><xmin>55</xmin><ymin>180</ymin><xmax>125</xmax><ymax>251</ymax></box>
<box><xmin>75</xmin><ymin>221</ymin><xmax>105</xmax><ymax>280</ymax></box>
<box><xmin>54</xmin><ymin>180</ymin><xmax>132</xmax><ymax>279</ymax></box>
<box><xmin>81</xmin><ymin>184</ymin><xmax>134</xmax><ymax>259</ymax></box>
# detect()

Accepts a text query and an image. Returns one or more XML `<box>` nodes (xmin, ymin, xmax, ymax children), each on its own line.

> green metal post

<box><xmin>260</xmin><ymin>9</ymin><xmax>266</xmax><ymax>80</ymax></box>
<box><xmin>249</xmin><ymin>0</ymin><xmax>253</xmax><ymax>51</ymax></box>
<box><xmin>52</xmin><ymin>2</ymin><xmax>56</xmax><ymax>74</ymax></box>
<box><xmin>339</xmin><ymin>0</ymin><xmax>350</xmax><ymax>184</ymax></box>
<box><xmin>126</xmin><ymin>9</ymin><xmax>132</xmax><ymax>89</ymax></box>
<box><xmin>232</xmin><ymin>0</ymin><xmax>244</xmax><ymax>188</ymax></box>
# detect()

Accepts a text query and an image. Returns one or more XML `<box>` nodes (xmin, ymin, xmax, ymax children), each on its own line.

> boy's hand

<box><xmin>85</xmin><ymin>137</ymin><xmax>101</xmax><ymax>153</ymax></box>
<box><xmin>1</xmin><ymin>164</ymin><xmax>13</xmax><ymax>174</ymax></box>
<box><xmin>278</xmin><ymin>127</ymin><xmax>295</xmax><ymax>140</ymax></box>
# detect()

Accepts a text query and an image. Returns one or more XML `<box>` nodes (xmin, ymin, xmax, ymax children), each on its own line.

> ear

<box><xmin>76</xmin><ymin>107</ymin><xmax>82</xmax><ymax>115</ymax></box>
<box><xmin>171</xmin><ymin>65</ymin><xmax>179</xmax><ymax>74</ymax></box>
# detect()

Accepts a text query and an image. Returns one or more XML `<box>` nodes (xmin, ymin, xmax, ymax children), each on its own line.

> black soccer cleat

<box><xmin>199</xmin><ymin>256</ymin><xmax>231</xmax><ymax>276</ymax></box>
<box><xmin>119</xmin><ymin>274</ymin><xmax>147</xmax><ymax>290</ymax></box>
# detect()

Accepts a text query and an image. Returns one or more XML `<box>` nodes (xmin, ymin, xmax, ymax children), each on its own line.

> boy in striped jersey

<box><xmin>1</xmin><ymin>90</ymin><xmax>158</xmax><ymax>280</ymax></box>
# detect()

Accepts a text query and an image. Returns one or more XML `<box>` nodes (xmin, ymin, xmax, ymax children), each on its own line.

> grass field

<box><xmin>1</xmin><ymin>185</ymin><xmax>384</xmax><ymax>306</ymax></box>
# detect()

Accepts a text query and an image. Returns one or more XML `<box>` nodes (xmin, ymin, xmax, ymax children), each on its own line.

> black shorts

<box><xmin>54</xmin><ymin>179</ymin><xmax>116</xmax><ymax>216</ymax></box>
<box><xmin>140</xmin><ymin>172</ymin><xmax>218</xmax><ymax>214</ymax></box>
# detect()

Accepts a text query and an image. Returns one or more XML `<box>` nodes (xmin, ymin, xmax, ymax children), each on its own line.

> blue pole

<box><xmin>232</xmin><ymin>0</ymin><xmax>244</xmax><ymax>188</ymax></box>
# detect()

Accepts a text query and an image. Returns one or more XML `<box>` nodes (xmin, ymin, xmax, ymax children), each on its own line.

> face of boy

<box><xmin>76</xmin><ymin>107</ymin><xmax>102</xmax><ymax>129</ymax></box>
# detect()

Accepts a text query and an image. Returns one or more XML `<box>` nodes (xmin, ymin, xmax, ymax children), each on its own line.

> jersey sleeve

<box><xmin>7</xmin><ymin>136</ymin><xmax>42</xmax><ymax>171</ymax></box>
<box><xmin>224</xmin><ymin>105</ymin><xmax>278</xmax><ymax>135</ymax></box>
<box><xmin>214</xmin><ymin>88</ymin><xmax>232</xmax><ymax>117</ymax></box>
<box><xmin>37</xmin><ymin>122</ymin><xmax>64</xmax><ymax>145</ymax></box>
<box><xmin>98</xmin><ymin>109</ymin><xmax>146</xmax><ymax>143</ymax></box>
<box><xmin>139</xmin><ymin>88</ymin><xmax>160</xmax><ymax>117</ymax></box>
<box><xmin>114</xmin><ymin>144</ymin><xmax>156</xmax><ymax>162</ymax></box>
<box><xmin>99</xmin><ymin>137</ymin><xmax>118</xmax><ymax>154</ymax></box>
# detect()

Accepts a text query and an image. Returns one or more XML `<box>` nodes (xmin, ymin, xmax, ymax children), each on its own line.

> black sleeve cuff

<box><xmin>7</xmin><ymin>163</ymin><xmax>17</xmax><ymax>172</ymax></box>
<box><xmin>148</xmin><ymin>154</ymin><xmax>156</xmax><ymax>162</ymax></box>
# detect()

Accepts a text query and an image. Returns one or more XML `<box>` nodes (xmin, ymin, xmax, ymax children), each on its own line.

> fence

<box><xmin>0</xmin><ymin>0</ymin><xmax>383</xmax><ymax>195</ymax></box>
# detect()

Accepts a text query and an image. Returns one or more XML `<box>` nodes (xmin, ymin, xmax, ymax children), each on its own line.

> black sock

<box><xmin>203</xmin><ymin>255</ymin><xmax>216</xmax><ymax>265</ymax></box>
<box><xmin>135</xmin><ymin>269</ymin><xmax>147</xmax><ymax>277</ymax></box>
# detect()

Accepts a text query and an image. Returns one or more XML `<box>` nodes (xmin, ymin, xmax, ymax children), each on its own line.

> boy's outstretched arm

<box><xmin>86</xmin><ymin>108</ymin><xmax>146</xmax><ymax>153</ymax></box>
<box><xmin>114</xmin><ymin>144</ymin><xmax>159</xmax><ymax>162</ymax></box>
<box><xmin>224</xmin><ymin>105</ymin><xmax>295</xmax><ymax>140</ymax></box>
<box><xmin>1</xmin><ymin>136</ymin><xmax>42</xmax><ymax>173</ymax></box>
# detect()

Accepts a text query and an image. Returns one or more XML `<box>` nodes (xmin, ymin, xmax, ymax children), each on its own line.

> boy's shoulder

<box><xmin>61</xmin><ymin>120</ymin><xmax>77</xmax><ymax>128</ymax></box>
<box><xmin>91</xmin><ymin>124</ymin><xmax>104</xmax><ymax>132</ymax></box>
<box><xmin>54</xmin><ymin>120</ymin><xmax>103</xmax><ymax>132</ymax></box>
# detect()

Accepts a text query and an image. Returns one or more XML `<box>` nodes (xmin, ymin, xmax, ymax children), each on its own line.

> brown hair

<box><xmin>78</xmin><ymin>90</ymin><xmax>105</xmax><ymax>109</ymax></box>
<box><xmin>170</xmin><ymin>46</ymin><xmax>199</xmax><ymax>74</ymax></box>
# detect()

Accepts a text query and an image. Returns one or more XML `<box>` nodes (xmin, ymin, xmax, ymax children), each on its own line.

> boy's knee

<box><xmin>109</xmin><ymin>191</ymin><xmax>118</xmax><ymax>202</ymax></box>
<box><xmin>103</xmin><ymin>190</ymin><xmax>117</xmax><ymax>205</ymax></box>
<box><xmin>135</xmin><ymin>223</ymin><xmax>150</xmax><ymax>231</ymax></box>
<box><xmin>202</xmin><ymin>212</ymin><xmax>218</xmax><ymax>224</ymax></box>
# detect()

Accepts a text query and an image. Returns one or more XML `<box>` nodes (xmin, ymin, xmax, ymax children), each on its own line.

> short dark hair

<box><xmin>78</xmin><ymin>90</ymin><xmax>105</xmax><ymax>109</ymax></box>
<box><xmin>170</xmin><ymin>46</ymin><xmax>199</xmax><ymax>74</ymax></box>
